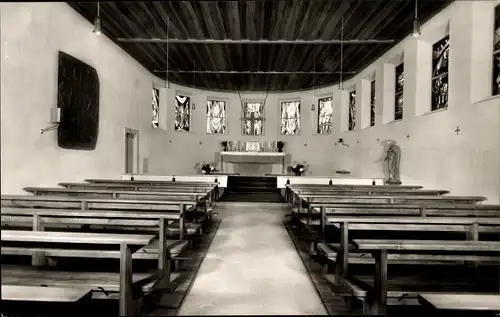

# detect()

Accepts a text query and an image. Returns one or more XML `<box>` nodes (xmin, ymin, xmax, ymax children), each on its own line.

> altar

<box><xmin>219</xmin><ymin>151</ymin><xmax>286</xmax><ymax>175</ymax></box>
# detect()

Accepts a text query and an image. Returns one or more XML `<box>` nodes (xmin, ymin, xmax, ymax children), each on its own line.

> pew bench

<box><xmin>293</xmin><ymin>203</ymin><xmax>500</xmax><ymax>218</ymax></box>
<box><xmin>294</xmin><ymin>189</ymin><xmax>450</xmax><ymax>197</ymax></box>
<box><xmin>284</xmin><ymin>184</ymin><xmax>425</xmax><ymax>202</ymax></box>
<box><xmin>24</xmin><ymin>186</ymin><xmax>211</xmax><ymax>202</ymax></box>
<box><xmin>343</xmin><ymin>239</ymin><xmax>500</xmax><ymax>315</ymax></box>
<box><xmin>85</xmin><ymin>179</ymin><xmax>217</xmax><ymax>187</ymax></box>
<box><xmin>60</xmin><ymin>182</ymin><xmax>213</xmax><ymax>190</ymax></box>
<box><xmin>1</xmin><ymin>230</ymin><xmax>159</xmax><ymax>316</ymax></box>
<box><xmin>299</xmin><ymin>194</ymin><xmax>487</xmax><ymax>205</ymax></box>
<box><xmin>0</xmin><ymin>207</ymin><xmax>191</xmax><ymax>268</ymax></box>
<box><xmin>417</xmin><ymin>293</ymin><xmax>500</xmax><ymax>312</ymax></box>
<box><xmin>1</xmin><ymin>196</ymin><xmax>196</xmax><ymax>240</ymax></box>
<box><xmin>1</xmin><ymin>284</ymin><xmax>92</xmax><ymax>303</ymax></box>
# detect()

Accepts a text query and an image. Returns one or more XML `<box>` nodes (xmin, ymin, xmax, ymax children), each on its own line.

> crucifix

<box><xmin>455</xmin><ymin>126</ymin><xmax>461</xmax><ymax>135</ymax></box>
<box><xmin>406</xmin><ymin>134</ymin><xmax>410</xmax><ymax>140</ymax></box>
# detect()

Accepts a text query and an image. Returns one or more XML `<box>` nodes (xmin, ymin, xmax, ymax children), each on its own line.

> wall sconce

<box><xmin>311</xmin><ymin>103</ymin><xmax>315</xmax><ymax>111</ymax></box>
<box><xmin>192</xmin><ymin>102</ymin><xmax>196</xmax><ymax>110</ymax></box>
<box><xmin>335</xmin><ymin>138</ymin><xmax>349</xmax><ymax>148</ymax></box>
<box><xmin>41</xmin><ymin>107</ymin><xmax>61</xmax><ymax>134</ymax></box>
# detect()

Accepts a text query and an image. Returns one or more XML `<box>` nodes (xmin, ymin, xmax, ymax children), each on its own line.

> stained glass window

<box><xmin>206</xmin><ymin>100</ymin><xmax>226</xmax><ymax>134</ymax></box>
<box><xmin>348</xmin><ymin>90</ymin><xmax>356</xmax><ymax>131</ymax></box>
<box><xmin>431</xmin><ymin>36</ymin><xmax>449</xmax><ymax>111</ymax></box>
<box><xmin>152</xmin><ymin>88</ymin><xmax>159</xmax><ymax>128</ymax></box>
<box><xmin>395</xmin><ymin>63</ymin><xmax>404</xmax><ymax>120</ymax></box>
<box><xmin>317</xmin><ymin>96</ymin><xmax>333</xmax><ymax>134</ymax></box>
<box><xmin>280</xmin><ymin>100</ymin><xmax>300</xmax><ymax>135</ymax></box>
<box><xmin>493</xmin><ymin>5</ymin><xmax>500</xmax><ymax>96</ymax></box>
<box><xmin>243</xmin><ymin>102</ymin><xmax>264</xmax><ymax>135</ymax></box>
<box><xmin>370</xmin><ymin>80</ymin><xmax>376</xmax><ymax>127</ymax></box>
<box><xmin>174</xmin><ymin>95</ymin><xmax>190</xmax><ymax>132</ymax></box>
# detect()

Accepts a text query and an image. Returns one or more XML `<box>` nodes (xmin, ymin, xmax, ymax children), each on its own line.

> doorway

<box><xmin>125</xmin><ymin>128</ymin><xmax>139</xmax><ymax>174</ymax></box>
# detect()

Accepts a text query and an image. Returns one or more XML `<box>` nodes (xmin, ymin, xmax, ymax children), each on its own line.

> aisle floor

<box><xmin>178</xmin><ymin>202</ymin><xmax>328</xmax><ymax>315</ymax></box>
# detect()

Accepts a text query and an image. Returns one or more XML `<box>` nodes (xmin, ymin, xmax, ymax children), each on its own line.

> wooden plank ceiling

<box><xmin>68</xmin><ymin>0</ymin><xmax>453</xmax><ymax>91</ymax></box>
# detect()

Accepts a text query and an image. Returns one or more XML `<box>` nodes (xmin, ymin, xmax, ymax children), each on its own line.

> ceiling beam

<box><xmin>153</xmin><ymin>70</ymin><xmax>356</xmax><ymax>75</ymax></box>
<box><xmin>117</xmin><ymin>38</ymin><xmax>395</xmax><ymax>44</ymax></box>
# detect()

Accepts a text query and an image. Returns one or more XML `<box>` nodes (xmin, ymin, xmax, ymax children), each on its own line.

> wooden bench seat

<box><xmin>417</xmin><ymin>293</ymin><xmax>500</xmax><ymax>311</ymax></box>
<box><xmin>24</xmin><ymin>187</ymin><xmax>210</xmax><ymax>201</ymax></box>
<box><xmin>59</xmin><ymin>182</ymin><xmax>212</xmax><ymax>192</ymax></box>
<box><xmin>288</xmin><ymin>184</ymin><xmax>423</xmax><ymax>190</ymax></box>
<box><xmin>1</xmin><ymin>265</ymin><xmax>180</xmax><ymax>295</ymax></box>
<box><xmin>2</xmin><ymin>239</ymin><xmax>189</xmax><ymax>260</ymax></box>
<box><xmin>296</xmin><ymin>189</ymin><xmax>450</xmax><ymax>196</ymax></box>
<box><xmin>85</xmin><ymin>179</ymin><xmax>217</xmax><ymax>186</ymax></box>
<box><xmin>295</xmin><ymin>203</ymin><xmax>500</xmax><ymax>218</ymax></box>
<box><xmin>344</xmin><ymin>239</ymin><xmax>500</xmax><ymax>314</ymax></box>
<box><xmin>316</xmin><ymin>243</ymin><xmax>500</xmax><ymax>266</ymax></box>
<box><xmin>1</xmin><ymin>285</ymin><xmax>92</xmax><ymax>302</ymax></box>
<box><xmin>302</xmin><ymin>195</ymin><xmax>486</xmax><ymax>204</ymax></box>
<box><xmin>340</xmin><ymin>275</ymin><xmax>498</xmax><ymax>307</ymax></box>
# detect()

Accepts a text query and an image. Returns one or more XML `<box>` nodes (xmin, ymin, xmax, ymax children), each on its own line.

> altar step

<box><xmin>221</xmin><ymin>176</ymin><xmax>284</xmax><ymax>203</ymax></box>
<box><xmin>226</xmin><ymin>186</ymin><xmax>280</xmax><ymax>193</ymax></box>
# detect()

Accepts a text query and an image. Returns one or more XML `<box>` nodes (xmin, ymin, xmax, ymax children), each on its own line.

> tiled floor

<box><xmin>178</xmin><ymin>202</ymin><xmax>328</xmax><ymax>315</ymax></box>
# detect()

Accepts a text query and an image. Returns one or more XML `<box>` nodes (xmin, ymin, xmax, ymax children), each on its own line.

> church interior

<box><xmin>1</xmin><ymin>0</ymin><xmax>499</xmax><ymax>316</ymax></box>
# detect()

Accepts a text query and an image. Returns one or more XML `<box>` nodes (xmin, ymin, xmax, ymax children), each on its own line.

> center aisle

<box><xmin>178</xmin><ymin>202</ymin><xmax>327</xmax><ymax>315</ymax></box>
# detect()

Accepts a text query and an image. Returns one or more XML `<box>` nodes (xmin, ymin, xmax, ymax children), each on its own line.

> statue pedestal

<box><xmin>385</xmin><ymin>179</ymin><xmax>402</xmax><ymax>185</ymax></box>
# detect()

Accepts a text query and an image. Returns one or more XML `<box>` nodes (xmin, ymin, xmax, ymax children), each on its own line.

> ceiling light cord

<box><xmin>340</xmin><ymin>15</ymin><xmax>344</xmax><ymax>90</ymax></box>
<box><xmin>412</xmin><ymin>0</ymin><xmax>421</xmax><ymax>37</ymax></box>
<box><xmin>415</xmin><ymin>0</ymin><xmax>418</xmax><ymax>20</ymax></box>
<box><xmin>94</xmin><ymin>2</ymin><xmax>102</xmax><ymax>36</ymax></box>
<box><xmin>192</xmin><ymin>60</ymin><xmax>196</xmax><ymax>109</ymax></box>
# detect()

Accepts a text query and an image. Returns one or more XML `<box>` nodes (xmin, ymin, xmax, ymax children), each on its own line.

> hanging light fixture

<box><xmin>192</xmin><ymin>60</ymin><xmax>196</xmax><ymax>110</ymax></box>
<box><xmin>93</xmin><ymin>2</ymin><xmax>102</xmax><ymax>36</ymax></box>
<box><xmin>412</xmin><ymin>0</ymin><xmax>421</xmax><ymax>38</ymax></box>
<box><xmin>311</xmin><ymin>58</ymin><xmax>316</xmax><ymax>111</ymax></box>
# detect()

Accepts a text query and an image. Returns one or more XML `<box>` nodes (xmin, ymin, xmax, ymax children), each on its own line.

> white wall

<box><xmin>1</xmin><ymin>1</ymin><xmax>498</xmax><ymax>203</ymax></box>
<box><xmin>148</xmin><ymin>1</ymin><xmax>500</xmax><ymax>203</ymax></box>
<box><xmin>0</xmin><ymin>2</ymin><xmax>159</xmax><ymax>193</ymax></box>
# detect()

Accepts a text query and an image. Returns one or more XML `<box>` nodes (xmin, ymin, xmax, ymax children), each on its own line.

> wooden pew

<box><xmin>80</xmin><ymin>180</ymin><xmax>220</xmax><ymax>201</ymax></box>
<box><xmin>298</xmin><ymin>202</ymin><xmax>500</xmax><ymax>253</ymax></box>
<box><xmin>0</xmin><ymin>207</ymin><xmax>188</xmax><ymax>268</ymax></box>
<box><xmin>1</xmin><ymin>196</ymin><xmax>196</xmax><ymax>240</ymax></box>
<box><xmin>288</xmin><ymin>184</ymin><xmax>423</xmax><ymax>190</ymax></box>
<box><xmin>23</xmin><ymin>186</ymin><xmax>214</xmax><ymax>226</ymax></box>
<box><xmin>348</xmin><ymin>239</ymin><xmax>500</xmax><ymax>315</ymax></box>
<box><xmin>297</xmin><ymin>193</ymin><xmax>486</xmax><ymax>205</ymax></box>
<box><xmin>1</xmin><ymin>285</ymin><xmax>92</xmax><ymax>303</ymax></box>
<box><xmin>85</xmin><ymin>179</ymin><xmax>217</xmax><ymax>186</ymax></box>
<box><xmin>316</xmin><ymin>216</ymin><xmax>500</xmax><ymax>278</ymax></box>
<box><xmin>293</xmin><ymin>189</ymin><xmax>450</xmax><ymax>197</ymax></box>
<box><xmin>59</xmin><ymin>182</ymin><xmax>211</xmax><ymax>193</ymax></box>
<box><xmin>284</xmin><ymin>184</ymin><xmax>424</xmax><ymax>202</ymax></box>
<box><xmin>417</xmin><ymin>293</ymin><xmax>500</xmax><ymax>313</ymax></box>
<box><xmin>24</xmin><ymin>187</ymin><xmax>210</xmax><ymax>200</ymax></box>
<box><xmin>2</xmin><ymin>230</ymin><xmax>156</xmax><ymax>316</ymax></box>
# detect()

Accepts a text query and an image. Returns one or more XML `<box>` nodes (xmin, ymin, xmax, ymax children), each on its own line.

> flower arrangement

<box><xmin>277</xmin><ymin>141</ymin><xmax>285</xmax><ymax>152</ymax></box>
<box><xmin>289</xmin><ymin>161</ymin><xmax>309</xmax><ymax>176</ymax></box>
<box><xmin>195</xmin><ymin>162</ymin><xmax>218</xmax><ymax>174</ymax></box>
<box><xmin>220</xmin><ymin>141</ymin><xmax>228</xmax><ymax>151</ymax></box>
